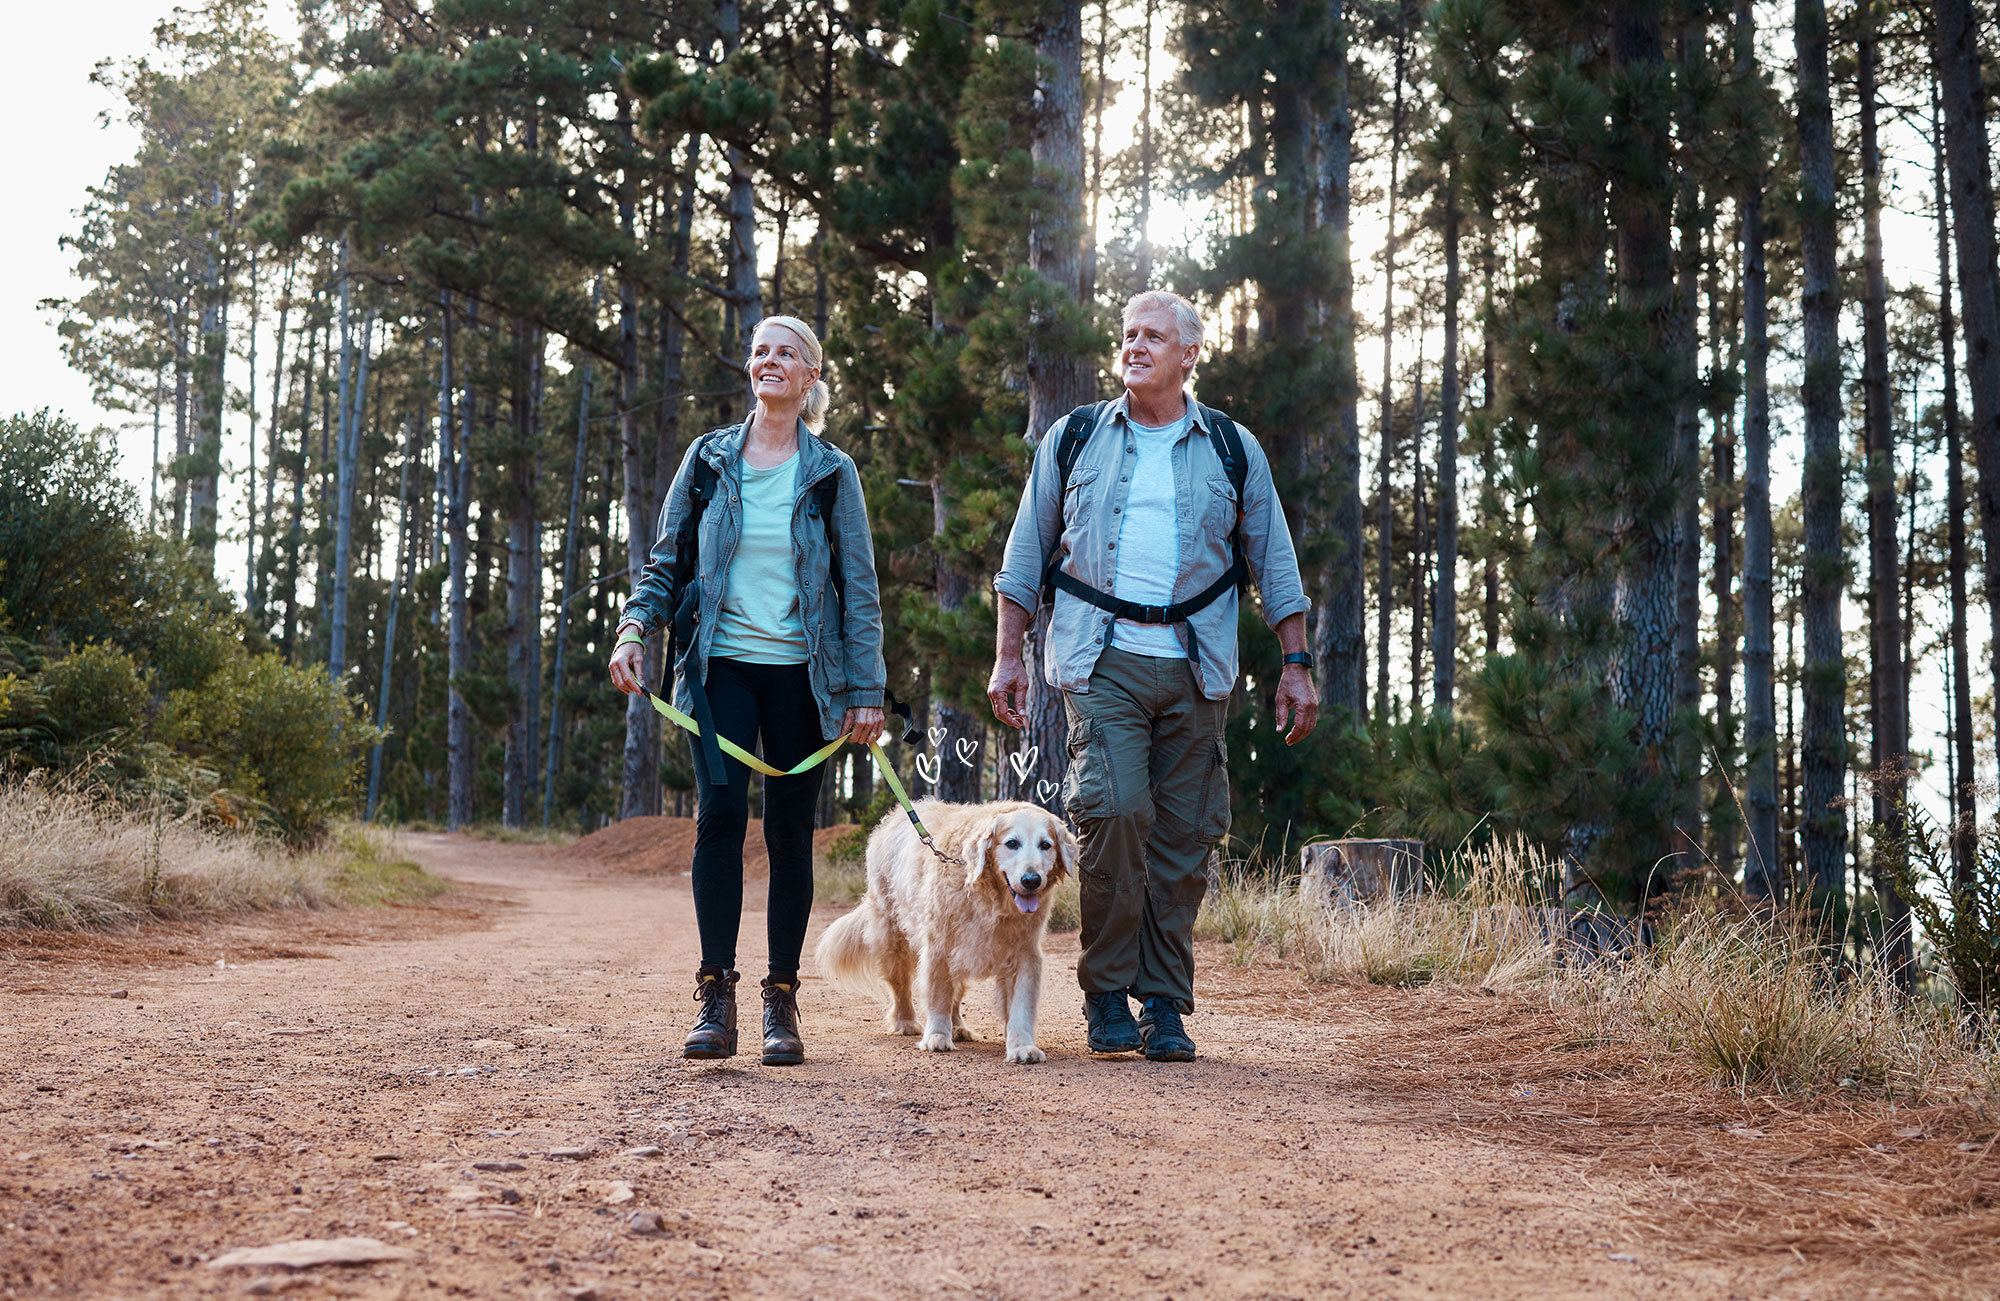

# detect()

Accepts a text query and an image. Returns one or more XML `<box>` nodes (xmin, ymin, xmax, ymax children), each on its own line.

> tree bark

<box><xmin>720</xmin><ymin>0</ymin><xmax>763</xmax><ymax>360</ymax></box>
<box><xmin>1933</xmin><ymin>70</ymin><xmax>1978</xmax><ymax>893</ymax></box>
<box><xmin>1795</xmin><ymin>0</ymin><xmax>1848</xmax><ymax>908</ymax></box>
<box><xmin>1008</xmin><ymin>0</ymin><xmax>1092</xmax><ymax>810</ymax></box>
<box><xmin>1737</xmin><ymin>0</ymin><xmax>1779</xmax><ymax>897</ymax></box>
<box><xmin>1935</xmin><ymin>0</ymin><xmax>2000</xmax><ymax>823</ymax></box>
<box><xmin>1857</xmin><ymin>18</ymin><xmax>1914</xmax><ymax>985</ymax></box>
<box><xmin>616</xmin><ymin>94</ymin><xmax>661</xmax><ymax>821</ymax></box>
<box><xmin>1433</xmin><ymin>157</ymin><xmax>1460</xmax><ymax>717</ymax></box>
<box><xmin>444</xmin><ymin>291</ymin><xmax>476</xmax><ymax>831</ymax></box>
<box><xmin>1671</xmin><ymin>17</ymin><xmax>1705</xmax><ymax>864</ymax></box>
<box><xmin>1375</xmin><ymin>10</ymin><xmax>1410</xmax><ymax>726</ymax></box>
<box><xmin>1315</xmin><ymin>0</ymin><xmax>1367</xmax><ymax>722</ymax></box>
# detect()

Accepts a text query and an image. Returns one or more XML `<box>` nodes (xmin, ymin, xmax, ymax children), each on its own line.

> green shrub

<box><xmin>36</xmin><ymin>642</ymin><xmax>149</xmax><ymax>744</ymax></box>
<box><xmin>161</xmin><ymin>654</ymin><xmax>380</xmax><ymax>845</ymax></box>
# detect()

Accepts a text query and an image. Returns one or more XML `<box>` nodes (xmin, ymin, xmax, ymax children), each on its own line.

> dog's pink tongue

<box><xmin>1013</xmin><ymin>893</ymin><xmax>1041</xmax><ymax>914</ymax></box>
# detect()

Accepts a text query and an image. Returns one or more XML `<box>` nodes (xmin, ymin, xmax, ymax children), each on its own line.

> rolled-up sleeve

<box><xmin>618</xmin><ymin>440</ymin><xmax>701</xmax><ymax>636</ymax></box>
<box><xmin>833</xmin><ymin>456</ymin><xmax>887</xmax><ymax>709</ymax></box>
<box><xmin>993</xmin><ymin>419</ymin><xmax>1068</xmax><ymax>616</ymax></box>
<box><xmin>1237</xmin><ymin>433</ymin><xmax>1311</xmax><ymax>628</ymax></box>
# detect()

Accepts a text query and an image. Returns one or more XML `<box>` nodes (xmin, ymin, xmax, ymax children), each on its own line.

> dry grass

<box><xmin>1197</xmin><ymin>837</ymin><xmax>1998</xmax><ymax>1108</ymax></box>
<box><xmin>0</xmin><ymin>777</ymin><xmax>443</xmax><ymax>929</ymax></box>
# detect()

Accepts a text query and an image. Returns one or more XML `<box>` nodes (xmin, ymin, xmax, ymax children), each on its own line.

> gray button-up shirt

<box><xmin>993</xmin><ymin>391</ymin><xmax>1311</xmax><ymax>701</ymax></box>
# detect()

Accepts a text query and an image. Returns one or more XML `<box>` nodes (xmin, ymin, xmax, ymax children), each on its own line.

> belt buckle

<box><xmin>1141</xmin><ymin>604</ymin><xmax>1165</xmax><ymax>623</ymax></box>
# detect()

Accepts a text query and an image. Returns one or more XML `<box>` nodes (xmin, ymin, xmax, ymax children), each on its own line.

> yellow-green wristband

<box><xmin>616</xmin><ymin>631</ymin><xmax>646</xmax><ymax>649</ymax></box>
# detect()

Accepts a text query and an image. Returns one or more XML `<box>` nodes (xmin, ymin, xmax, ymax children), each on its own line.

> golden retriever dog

<box><xmin>816</xmin><ymin>800</ymin><xmax>1076</xmax><ymax>1064</ymax></box>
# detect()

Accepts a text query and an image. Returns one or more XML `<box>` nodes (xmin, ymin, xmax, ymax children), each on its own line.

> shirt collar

<box><xmin>1111</xmin><ymin>387</ymin><xmax>1200</xmax><ymax>438</ymax></box>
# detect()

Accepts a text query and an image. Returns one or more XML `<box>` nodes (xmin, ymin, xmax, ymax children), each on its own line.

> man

<box><xmin>988</xmin><ymin>290</ymin><xmax>1318</xmax><ymax>1062</ymax></box>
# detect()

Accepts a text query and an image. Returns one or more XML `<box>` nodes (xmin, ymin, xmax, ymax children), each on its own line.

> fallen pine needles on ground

<box><xmin>0</xmin><ymin>776</ymin><xmax>443</xmax><ymax>928</ymax></box>
<box><xmin>1193</xmin><ymin>839</ymin><xmax>2000</xmax><ymax>1290</ymax></box>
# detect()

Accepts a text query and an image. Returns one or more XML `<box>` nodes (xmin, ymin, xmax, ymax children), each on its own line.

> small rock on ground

<box><xmin>207</xmin><ymin>1237</ymin><xmax>418</xmax><ymax>1271</ymax></box>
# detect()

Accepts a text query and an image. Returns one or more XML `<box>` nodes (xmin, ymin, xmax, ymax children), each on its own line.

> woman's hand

<box><xmin>608</xmin><ymin>637</ymin><xmax>647</xmax><ymax>695</ymax></box>
<box><xmin>843</xmin><ymin>705</ymin><xmax>885</xmax><ymax>747</ymax></box>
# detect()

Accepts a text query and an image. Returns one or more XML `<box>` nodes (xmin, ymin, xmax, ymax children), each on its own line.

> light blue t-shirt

<box><xmin>709</xmin><ymin>452</ymin><xmax>808</xmax><ymax>664</ymax></box>
<box><xmin>1109</xmin><ymin>414</ymin><xmax>1187</xmax><ymax>658</ymax></box>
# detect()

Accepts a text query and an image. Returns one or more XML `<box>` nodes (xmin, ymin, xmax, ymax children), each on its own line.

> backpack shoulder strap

<box><xmin>1197</xmin><ymin>404</ymin><xmax>1249</xmax><ymax>501</ymax></box>
<box><xmin>1053</xmin><ymin>401</ymin><xmax>1105</xmax><ymax>492</ymax></box>
<box><xmin>1040</xmin><ymin>402</ymin><xmax>1107</xmax><ymax>600</ymax></box>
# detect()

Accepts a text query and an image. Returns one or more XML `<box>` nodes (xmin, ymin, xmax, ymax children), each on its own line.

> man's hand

<box><xmin>608</xmin><ymin>638</ymin><xmax>647</xmax><ymax>695</ymax></box>
<box><xmin>988</xmin><ymin>655</ymin><xmax>1030</xmax><ymax>730</ymax></box>
<box><xmin>1276</xmin><ymin>663</ymin><xmax>1318</xmax><ymax>746</ymax></box>
<box><xmin>843</xmin><ymin>706</ymin><xmax>886</xmax><ymax>747</ymax></box>
<box><xmin>988</xmin><ymin>597</ymin><xmax>1035</xmax><ymax>730</ymax></box>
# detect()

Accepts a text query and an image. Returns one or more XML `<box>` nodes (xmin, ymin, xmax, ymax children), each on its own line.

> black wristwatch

<box><xmin>1282</xmin><ymin>651</ymin><xmax>1315</xmax><ymax>672</ymax></box>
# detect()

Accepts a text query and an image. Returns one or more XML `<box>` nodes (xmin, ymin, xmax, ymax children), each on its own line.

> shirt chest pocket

<box><xmin>1062</xmin><ymin>466</ymin><xmax>1104</xmax><ymax>528</ymax></box>
<box><xmin>1204</xmin><ymin>475</ymin><xmax>1241</xmax><ymax>538</ymax></box>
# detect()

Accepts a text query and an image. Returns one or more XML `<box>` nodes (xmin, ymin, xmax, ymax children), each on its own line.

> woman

<box><xmin>609</xmin><ymin>315</ymin><xmax>886</xmax><ymax>1066</ymax></box>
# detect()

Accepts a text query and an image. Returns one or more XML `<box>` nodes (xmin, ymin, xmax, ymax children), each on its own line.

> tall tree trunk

<box><xmin>444</xmin><ymin>291</ymin><xmax>476</xmax><ymax>831</ymax></box>
<box><xmin>1082</xmin><ymin>0</ymin><xmax>1110</xmax><ymax>307</ymax></box>
<box><xmin>546</xmin><ymin>319</ymin><xmax>597</xmax><ymax>827</ymax></box>
<box><xmin>1935</xmin><ymin>0</ymin><xmax>2000</xmax><ymax>816</ymax></box>
<box><xmin>242</xmin><ymin>252</ymin><xmax>261</xmax><ymax>610</ymax></box>
<box><xmin>1671</xmin><ymin>17</ymin><xmax>1705</xmax><ymax>864</ymax></box>
<box><xmin>616</xmin><ymin>94</ymin><xmax>661</xmax><ymax>821</ymax></box>
<box><xmin>367</xmin><ymin>421</ymin><xmax>414</xmax><ymax>822</ymax></box>
<box><xmin>1481</xmin><ymin>235</ymin><xmax>1499</xmax><ymax>655</ymax></box>
<box><xmin>1710</xmin><ymin>231</ymin><xmax>1740</xmax><ymax>881</ymax></box>
<box><xmin>187</xmin><ymin>189</ymin><xmax>229</xmax><ymax>574</ymax></box>
<box><xmin>330</xmin><ymin>233</ymin><xmax>372</xmax><ymax>682</ymax></box>
<box><xmin>1375</xmin><ymin>10</ymin><xmax>1410</xmax><ymax>726</ymax></box>
<box><xmin>283</xmin><ymin>317</ymin><xmax>317</xmax><ymax>660</ymax></box>
<box><xmin>1604</xmin><ymin>0</ymin><xmax>1681</xmax><ymax>902</ymax></box>
<box><xmin>1795</xmin><ymin>0</ymin><xmax>1848</xmax><ymax>909</ymax></box>
<box><xmin>504</xmin><ymin>323</ymin><xmax>545</xmax><ymax>829</ymax></box>
<box><xmin>1316</xmin><ymin>0</ymin><xmax>1366</xmax><ymax>722</ymax></box>
<box><xmin>1934</xmin><ymin>71</ymin><xmax>1978</xmax><ymax>894</ymax></box>
<box><xmin>255</xmin><ymin>260</ymin><xmax>293</xmax><ymax>621</ymax></box>
<box><xmin>172</xmin><ymin>306</ymin><xmax>190</xmax><ymax>541</ymax></box>
<box><xmin>1857</xmin><ymin>18</ymin><xmax>1914</xmax><ymax>985</ymax></box>
<box><xmin>1738</xmin><ymin>0</ymin><xmax>1779</xmax><ymax>897</ymax></box>
<box><xmin>719</xmin><ymin>0</ymin><xmax>763</xmax><ymax>360</ymax></box>
<box><xmin>1008</xmin><ymin>0</ymin><xmax>1092</xmax><ymax>809</ymax></box>
<box><xmin>1136</xmin><ymin>0</ymin><xmax>1156</xmax><ymax>289</ymax></box>
<box><xmin>1433</xmin><ymin>158</ymin><xmax>1460</xmax><ymax>716</ymax></box>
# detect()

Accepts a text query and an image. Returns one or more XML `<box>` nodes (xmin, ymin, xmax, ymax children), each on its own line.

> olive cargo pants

<box><xmin>1061</xmin><ymin>648</ymin><xmax>1231</xmax><ymax>1013</ymax></box>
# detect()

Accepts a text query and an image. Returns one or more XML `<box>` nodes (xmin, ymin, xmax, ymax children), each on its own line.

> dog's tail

<box><xmin>814</xmin><ymin>898</ymin><xmax>880</xmax><ymax>990</ymax></box>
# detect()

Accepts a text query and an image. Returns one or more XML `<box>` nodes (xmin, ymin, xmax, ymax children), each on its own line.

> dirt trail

<box><xmin>0</xmin><ymin>834</ymin><xmax>1916</xmax><ymax>1299</ymax></box>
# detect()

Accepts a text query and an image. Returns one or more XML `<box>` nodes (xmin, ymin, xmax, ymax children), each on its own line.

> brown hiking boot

<box><xmin>683</xmin><ymin>968</ymin><xmax>739</xmax><ymax>1060</ymax></box>
<box><xmin>760</xmin><ymin>977</ymin><xmax>805</xmax><ymax>1066</ymax></box>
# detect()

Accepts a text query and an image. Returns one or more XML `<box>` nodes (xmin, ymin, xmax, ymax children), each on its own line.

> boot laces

<box><xmin>694</xmin><ymin>974</ymin><xmax>733</xmax><ymax>1023</ymax></box>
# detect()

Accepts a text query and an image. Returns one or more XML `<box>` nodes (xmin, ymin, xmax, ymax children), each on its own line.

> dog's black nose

<box><xmin>1018</xmin><ymin>871</ymin><xmax>1043</xmax><ymax>892</ymax></box>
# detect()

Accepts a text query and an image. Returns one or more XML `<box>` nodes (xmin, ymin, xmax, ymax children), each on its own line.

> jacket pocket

<box><xmin>1205</xmin><ymin>475</ymin><xmax>1241</xmax><ymax>539</ymax></box>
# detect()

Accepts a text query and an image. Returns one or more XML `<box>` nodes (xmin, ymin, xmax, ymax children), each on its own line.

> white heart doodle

<box><xmin>915</xmin><ymin>753</ymin><xmax>941</xmax><ymax>786</ymax></box>
<box><xmin>1035</xmin><ymin>780</ymin><xmax>1059</xmax><ymax>803</ymax></box>
<box><xmin>1008</xmin><ymin>745</ymin><xmax>1040</xmax><ymax>783</ymax></box>
<box><xmin>927</xmin><ymin>726</ymin><xmax>947</xmax><ymax>751</ymax></box>
<box><xmin>954</xmin><ymin>738</ymin><xmax>978</xmax><ymax>768</ymax></box>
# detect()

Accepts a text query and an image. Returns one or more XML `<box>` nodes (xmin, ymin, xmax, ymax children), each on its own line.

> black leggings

<box><xmin>690</xmin><ymin>658</ymin><xmax>826</xmax><ymax>979</ymax></box>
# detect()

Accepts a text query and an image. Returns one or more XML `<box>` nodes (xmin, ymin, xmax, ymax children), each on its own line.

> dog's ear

<box><xmin>1048</xmin><ymin>814</ymin><xmax>1079</xmax><ymax>882</ymax></box>
<box><xmin>962</xmin><ymin>818</ymin><xmax>999</xmax><ymax>891</ymax></box>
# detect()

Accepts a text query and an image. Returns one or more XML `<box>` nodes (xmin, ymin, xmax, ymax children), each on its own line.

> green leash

<box><xmin>643</xmin><ymin>690</ymin><xmax>959</xmax><ymax>866</ymax></box>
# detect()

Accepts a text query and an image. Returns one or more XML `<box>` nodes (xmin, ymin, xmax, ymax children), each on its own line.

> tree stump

<box><xmin>1298</xmin><ymin>839</ymin><xmax>1426</xmax><ymax>906</ymax></box>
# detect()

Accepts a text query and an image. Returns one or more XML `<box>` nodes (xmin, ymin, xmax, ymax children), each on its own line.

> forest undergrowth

<box><xmin>1197</xmin><ymin>838</ymin><xmax>2000</xmax><ymax>1112</ymax></box>
<box><xmin>0</xmin><ymin>775</ymin><xmax>443</xmax><ymax>929</ymax></box>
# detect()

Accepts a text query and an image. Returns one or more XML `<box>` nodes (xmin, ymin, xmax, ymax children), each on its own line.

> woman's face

<box><xmin>749</xmin><ymin>324</ymin><xmax>819</xmax><ymax>407</ymax></box>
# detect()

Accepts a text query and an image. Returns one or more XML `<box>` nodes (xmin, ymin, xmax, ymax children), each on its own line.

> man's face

<box><xmin>1120</xmin><ymin>306</ymin><xmax>1195</xmax><ymax>398</ymax></box>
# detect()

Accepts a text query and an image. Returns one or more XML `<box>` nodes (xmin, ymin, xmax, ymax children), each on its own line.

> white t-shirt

<box><xmin>1109</xmin><ymin>414</ymin><xmax>1186</xmax><ymax>658</ymax></box>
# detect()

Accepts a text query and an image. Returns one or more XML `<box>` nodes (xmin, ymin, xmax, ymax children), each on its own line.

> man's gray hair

<box><xmin>1122</xmin><ymin>290</ymin><xmax>1206</xmax><ymax>358</ymax></box>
